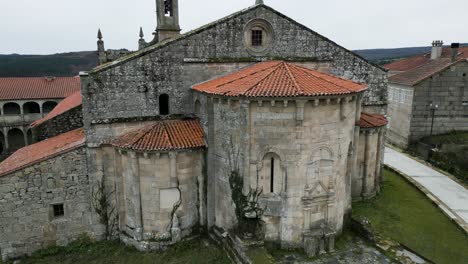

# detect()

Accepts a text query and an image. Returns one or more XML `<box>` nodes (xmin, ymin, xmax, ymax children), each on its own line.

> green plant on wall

<box><xmin>225</xmin><ymin>136</ymin><xmax>265</xmax><ymax>238</ymax></box>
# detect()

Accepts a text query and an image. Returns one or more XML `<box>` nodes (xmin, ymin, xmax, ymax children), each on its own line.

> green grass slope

<box><xmin>353</xmin><ymin>169</ymin><xmax>468</xmax><ymax>264</ymax></box>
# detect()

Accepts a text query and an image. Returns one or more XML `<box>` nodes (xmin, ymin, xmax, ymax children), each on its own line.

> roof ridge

<box><xmin>216</xmin><ymin>61</ymin><xmax>281</xmax><ymax>92</ymax></box>
<box><xmin>283</xmin><ymin>62</ymin><xmax>304</xmax><ymax>95</ymax></box>
<box><xmin>290</xmin><ymin>64</ymin><xmax>351</xmax><ymax>92</ymax></box>
<box><xmin>162</xmin><ymin>121</ymin><xmax>176</xmax><ymax>150</ymax></box>
<box><xmin>242</xmin><ymin>62</ymin><xmax>283</xmax><ymax>96</ymax></box>
<box><xmin>128</xmin><ymin>123</ymin><xmax>156</xmax><ymax>148</ymax></box>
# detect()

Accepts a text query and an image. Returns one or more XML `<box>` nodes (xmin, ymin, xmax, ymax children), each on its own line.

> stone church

<box><xmin>0</xmin><ymin>0</ymin><xmax>388</xmax><ymax>260</ymax></box>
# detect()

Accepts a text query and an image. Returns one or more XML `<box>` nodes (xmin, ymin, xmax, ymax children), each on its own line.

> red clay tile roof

<box><xmin>192</xmin><ymin>61</ymin><xmax>367</xmax><ymax>97</ymax></box>
<box><xmin>31</xmin><ymin>91</ymin><xmax>82</xmax><ymax>127</ymax></box>
<box><xmin>112</xmin><ymin>119</ymin><xmax>205</xmax><ymax>151</ymax></box>
<box><xmin>388</xmin><ymin>58</ymin><xmax>464</xmax><ymax>86</ymax></box>
<box><xmin>0</xmin><ymin>129</ymin><xmax>85</xmax><ymax>177</ymax></box>
<box><xmin>385</xmin><ymin>46</ymin><xmax>468</xmax><ymax>72</ymax></box>
<box><xmin>0</xmin><ymin>76</ymin><xmax>80</xmax><ymax>100</ymax></box>
<box><xmin>356</xmin><ymin>112</ymin><xmax>388</xmax><ymax>128</ymax></box>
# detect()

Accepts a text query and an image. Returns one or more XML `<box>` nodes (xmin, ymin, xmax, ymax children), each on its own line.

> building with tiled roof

<box><xmin>31</xmin><ymin>91</ymin><xmax>83</xmax><ymax>141</ymax></box>
<box><xmin>0</xmin><ymin>1</ymin><xmax>389</xmax><ymax>261</ymax></box>
<box><xmin>356</xmin><ymin>113</ymin><xmax>388</xmax><ymax>129</ymax></box>
<box><xmin>384</xmin><ymin>42</ymin><xmax>468</xmax><ymax>148</ymax></box>
<box><xmin>0</xmin><ymin>128</ymin><xmax>85</xmax><ymax>177</ymax></box>
<box><xmin>0</xmin><ymin>76</ymin><xmax>81</xmax><ymax>161</ymax></box>
<box><xmin>192</xmin><ymin>61</ymin><xmax>367</xmax><ymax>97</ymax></box>
<box><xmin>112</xmin><ymin>119</ymin><xmax>205</xmax><ymax>152</ymax></box>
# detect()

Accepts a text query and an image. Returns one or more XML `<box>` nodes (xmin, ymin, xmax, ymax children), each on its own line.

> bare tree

<box><xmin>91</xmin><ymin>180</ymin><xmax>119</xmax><ymax>240</ymax></box>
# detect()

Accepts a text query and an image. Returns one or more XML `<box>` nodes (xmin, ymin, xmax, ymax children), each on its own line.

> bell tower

<box><xmin>155</xmin><ymin>0</ymin><xmax>181</xmax><ymax>42</ymax></box>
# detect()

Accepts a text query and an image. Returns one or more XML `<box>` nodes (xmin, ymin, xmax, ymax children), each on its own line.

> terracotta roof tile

<box><xmin>0</xmin><ymin>129</ymin><xmax>85</xmax><ymax>177</ymax></box>
<box><xmin>385</xmin><ymin>46</ymin><xmax>468</xmax><ymax>72</ymax></box>
<box><xmin>112</xmin><ymin>119</ymin><xmax>205</xmax><ymax>151</ymax></box>
<box><xmin>356</xmin><ymin>112</ymin><xmax>388</xmax><ymax>128</ymax></box>
<box><xmin>31</xmin><ymin>91</ymin><xmax>82</xmax><ymax>127</ymax></box>
<box><xmin>0</xmin><ymin>76</ymin><xmax>80</xmax><ymax>100</ymax></box>
<box><xmin>388</xmin><ymin>58</ymin><xmax>463</xmax><ymax>86</ymax></box>
<box><xmin>192</xmin><ymin>61</ymin><xmax>367</xmax><ymax>97</ymax></box>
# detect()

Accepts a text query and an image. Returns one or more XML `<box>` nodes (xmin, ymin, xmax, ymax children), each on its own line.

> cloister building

<box><xmin>0</xmin><ymin>77</ymin><xmax>80</xmax><ymax>159</ymax></box>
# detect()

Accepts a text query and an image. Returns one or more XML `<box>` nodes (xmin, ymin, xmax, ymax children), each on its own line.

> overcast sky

<box><xmin>1</xmin><ymin>0</ymin><xmax>466</xmax><ymax>54</ymax></box>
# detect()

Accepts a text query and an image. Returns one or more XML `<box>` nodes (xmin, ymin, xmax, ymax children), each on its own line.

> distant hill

<box><xmin>1</xmin><ymin>43</ymin><xmax>468</xmax><ymax>77</ymax></box>
<box><xmin>355</xmin><ymin>43</ymin><xmax>468</xmax><ymax>65</ymax></box>
<box><xmin>0</xmin><ymin>51</ymin><xmax>98</xmax><ymax>77</ymax></box>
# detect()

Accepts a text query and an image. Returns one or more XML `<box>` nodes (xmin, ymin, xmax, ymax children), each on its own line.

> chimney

<box><xmin>451</xmin><ymin>43</ymin><xmax>460</xmax><ymax>62</ymax></box>
<box><xmin>431</xmin><ymin>40</ymin><xmax>443</xmax><ymax>60</ymax></box>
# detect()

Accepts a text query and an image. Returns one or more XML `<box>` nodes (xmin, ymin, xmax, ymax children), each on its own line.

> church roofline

<box><xmin>192</xmin><ymin>61</ymin><xmax>367</xmax><ymax>97</ymax></box>
<box><xmin>87</xmin><ymin>4</ymin><xmax>385</xmax><ymax>74</ymax></box>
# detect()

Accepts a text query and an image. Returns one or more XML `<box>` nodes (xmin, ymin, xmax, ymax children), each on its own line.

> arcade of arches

<box><xmin>1</xmin><ymin>101</ymin><xmax>58</xmax><ymax>116</ymax></box>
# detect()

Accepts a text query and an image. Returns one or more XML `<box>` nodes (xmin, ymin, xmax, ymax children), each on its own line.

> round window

<box><xmin>243</xmin><ymin>19</ymin><xmax>274</xmax><ymax>56</ymax></box>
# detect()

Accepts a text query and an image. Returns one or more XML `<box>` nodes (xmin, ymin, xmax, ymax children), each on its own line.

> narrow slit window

<box><xmin>251</xmin><ymin>30</ymin><xmax>263</xmax><ymax>46</ymax></box>
<box><xmin>270</xmin><ymin>157</ymin><xmax>275</xmax><ymax>193</ymax></box>
<box><xmin>159</xmin><ymin>94</ymin><xmax>170</xmax><ymax>115</ymax></box>
<box><xmin>53</xmin><ymin>204</ymin><xmax>64</xmax><ymax>218</ymax></box>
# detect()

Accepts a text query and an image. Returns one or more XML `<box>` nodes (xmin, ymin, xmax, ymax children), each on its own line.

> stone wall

<box><xmin>386</xmin><ymin>84</ymin><xmax>414</xmax><ymax>148</ymax></box>
<box><xmin>82</xmin><ymin>5</ymin><xmax>387</xmax><ymax>146</ymax></box>
<box><xmin>33</xmin><ymin>106</ymin><xmax>83</xmax><ymax>141</ymax></box>
<box><xmin>353</xmin><ymin>128</ymin><xmax>385</xmax><ymax>199</ymax></box>
<box><xmin>202</xmin><ymin>94</ymin><xmax>359</xmax><ymax>247</ymax></box>
<box><xmin>409</xmin><ymin>61</ymin><xmax>468</xmax><ymax>141</ymax></box>
<box><xmin>113</xmin><ymin>149</ymin><xmax>203</xmax><ymax>243</ymax></box>
<box><xmin>0</xmin><ymin>147</ymin><xmax>100</xmax><ymax>261</ymax></box>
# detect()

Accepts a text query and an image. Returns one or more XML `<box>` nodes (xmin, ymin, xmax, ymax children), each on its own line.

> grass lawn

<box><xmin>353</xmin><ymin>169</ymin><xmax>468</xmax><ymax>264</ymax></box>
<box><xmin>420</xmin><ymin>131</ymin><xmax>468</xmax><ymax>145</ymax></box>
<box><xmin>2</xmin><ymin>236</ymin><xmax>230</xmax><ymax>264</ymax></box>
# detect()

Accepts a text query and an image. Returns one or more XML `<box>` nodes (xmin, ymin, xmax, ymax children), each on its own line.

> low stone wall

<box><xmin>0</xmin><ymin>147</ymin><xmax>101</xmax><ymax>261</ymax></box>
<box><xmin>34</xmin><ymin>106</ymin><xmax>83</xmax><ymax>141</ymax></box>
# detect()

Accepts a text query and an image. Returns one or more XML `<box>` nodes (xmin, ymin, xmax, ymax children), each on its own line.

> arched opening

<box><xmin>0</xmin><ymin>131</ymin><xmax>4</xmax><ymax>154</ymax></box>
<box><xmin>194</xmin><ymin>100</ymin><xmax>201</xmax><ymax>116</ymax></box>
<box><xmin>259</xmin><ymin>152</ymin><xmax>283</xmax><ymax>194</ymax></box>
<box><xmin>27</xmin><ymin>129</ymin><xmax>33</xmax><ymax>145</ymax></box>
<box><xmin>23</xmin><ymin>102</ymin><xmax>41</xmax><ymax>114</ymax></box>
<box><xmin>42</xmin><ymin>101</ymin><xmax>58</xmax><ymax>114</ymax></box>
<box><xmin>8</xmin><ymin>128</ymin><xmax>25</xmax><ymax>151</ymax></box>
<box><xmin>159</xmin><ymin>94</ymin><xmax>170</xmax><ymax>115</ymax></box>
<box><xmin>3</xmin><ymin>103</ymin><xmax>21</xmax><ymax>115</ymax></box>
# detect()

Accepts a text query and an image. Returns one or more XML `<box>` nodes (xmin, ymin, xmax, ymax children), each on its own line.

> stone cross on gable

<box><xmin>256</xmin><ymin>0</ymin><xmax>264</xmax><ymax>5</ymax></box>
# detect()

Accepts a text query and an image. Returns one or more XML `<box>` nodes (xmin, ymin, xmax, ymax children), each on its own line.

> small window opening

<box><xmin>251</xmin><ymin>30</ymin><xmax>263</xmax><ymax>46</ymax></box>
<box><xmin>463</xmin><ymin>73</ymin><xmax>467</xmax><ymax>77</ymax></box>
<box><xmin>164</xmin><ymin>0</ymin><xmax>173</xmax><ymax>16</ymax></box>
<box><xmin>270</xmin><ymin>157</ymin><xmax>275</xmax><ymax>193</ymax></box>
<box><xmin>53</xmin><ymin>204</ymin><xmax>64</xmax><ymax>218</ymax></box>
<box><xmin>159</xmin><ymin>94</ymin><xmax>170</xmax><ymax>115</ymax></box>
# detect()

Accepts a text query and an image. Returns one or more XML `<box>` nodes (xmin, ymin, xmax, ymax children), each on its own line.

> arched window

<box><xmin>194</xmin><ymin>100</ymin><xmax>201</xmax><ymax>116</ymax></box>
<box><xmin>159</xmin><ymin>94</ymin><xmax>169</xmax><ymax>115</ymax></box>
<box><xmin>43</xmin><ymin>101</ymin><xmax>58</xmax><ymax>114</ymax></box>
<box><xmin>27</xmin><ymin>129</ymin><xmax>33</xmax><ymax>145</ymax></box>
<box><xmin>8</xmin><ymin>128</ymin><xmax>25</xmax><ymax>151</ymax></box>
<box><xmin>259</xmin><ymin>152</ymin><xmax>283</xmax><ymax>194</ymax></box>
<box><xmin>3</xmin><ymin>103</ymin><xmax>21</xmax><ymax>115</ymax></box>
<box><xmin>0</xmin><ymin>131</ymin><xmax>4</xmax><ymax>154</ymax></box>
<box><xmin>23</xmin><ymin>102</ymin><xmax>41</xmax><ymax>114</ymax></box>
